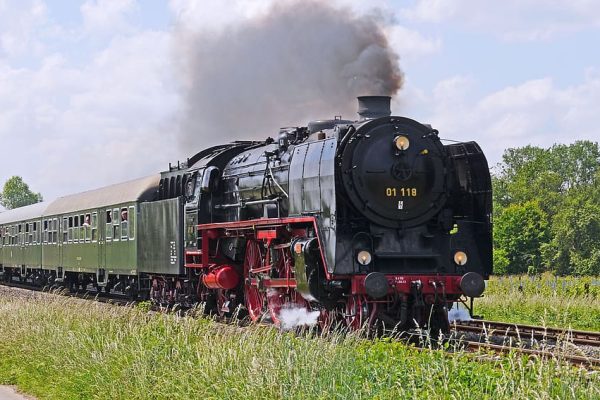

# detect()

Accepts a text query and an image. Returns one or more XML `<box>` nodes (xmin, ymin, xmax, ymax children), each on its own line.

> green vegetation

<box><xmin>0</xmin><ymin>289</ymin><xmax>599</xmax><ymax>400</ymax></box>
<box><xmin>478</xmin><ymin>275</ymin><xmax>600</xmax><ymax>331</ymax></box>
<box><xmin>493</xmin><ymin>141</ymin><xmax>600</xmax><ymax>275</ymax></box>
<box><xmin>0</xmin><ymin>176</ymin><xmax>43</xmax><ymax>210</ymax></box>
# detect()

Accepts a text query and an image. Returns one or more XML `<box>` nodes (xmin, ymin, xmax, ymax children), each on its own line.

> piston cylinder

<box><xmin>202</xmin><ymin>265</ymin><xmax>240</xmax><ymax>290</ymax></box>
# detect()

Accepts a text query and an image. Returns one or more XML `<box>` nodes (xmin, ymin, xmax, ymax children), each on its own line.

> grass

<box><xmin>477</xmin><ymin>274</ymin><xmax>600</xmax><ymax>331</ymax></box>
<box><xmin>0</xmin><ymin>287</ymin><xmax>599</xmax><ymax>399</ymax></box>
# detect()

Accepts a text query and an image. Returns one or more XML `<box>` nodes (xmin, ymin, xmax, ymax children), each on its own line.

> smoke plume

<box><xmin>174</xmin><ymin>0</ymin><xmax>403</xmax><ymax>149</ymax></box>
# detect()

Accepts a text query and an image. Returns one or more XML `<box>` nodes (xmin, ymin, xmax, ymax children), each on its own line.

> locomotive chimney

<box><xmin>357</xmin><ymin>96</ymin><xmax>391</xmax><ymax>120</ymax></box>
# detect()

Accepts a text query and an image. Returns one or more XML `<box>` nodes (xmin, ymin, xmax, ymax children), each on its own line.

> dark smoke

<box><xmin>174</xmin><ymin>1</ymin><xmax>403</xmax><ymax>149</ymax></box>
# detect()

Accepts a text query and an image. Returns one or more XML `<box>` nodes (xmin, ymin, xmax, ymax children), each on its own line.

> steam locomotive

<box><xmin>0</xmin><ymin>96</ymin><xmax>492</xmax><ymax>332</ymax></box>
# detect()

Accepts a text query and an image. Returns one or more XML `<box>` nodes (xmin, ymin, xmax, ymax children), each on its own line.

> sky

<box><xmin>1</xmin><ymin>0</ymin><xmax>599</xmax><ymax>203</ymax></box>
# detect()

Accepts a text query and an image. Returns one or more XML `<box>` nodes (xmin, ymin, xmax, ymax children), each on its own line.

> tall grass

<box><xmin>478</xmin><ymin>275</ymin><xmax>600</xmax><ymax>331</ymax></box>
<box><xmin>0</xmin><ymin>288</ymin><xmax>598</xmax><ymax>399</ymax></box>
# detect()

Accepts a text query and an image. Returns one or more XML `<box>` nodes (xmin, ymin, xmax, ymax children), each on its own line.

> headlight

<box><xmin>357</xmin><ymin>250</ymin><xmax>372</xmax><ymax>265</ymax></box>
<box><xmin>394</xmin><ymin>135</ymin><xmax>410</xmax><ymax>151</ymax></box>
<box><xmin>454</xmin><ymin>251</ymin><xmax>468</xmax><ymax>265</ymax></box>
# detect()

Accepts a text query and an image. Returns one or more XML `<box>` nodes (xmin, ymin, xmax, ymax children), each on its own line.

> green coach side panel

<box><xmin>138</xmin><ymin>197</ymin><xmax>184</xmax><ymax>275</ymax></box>
<box><xmin>0</xmin><ymin>202</ymin><xmax>48</xmax><ymax>268</ymax></box>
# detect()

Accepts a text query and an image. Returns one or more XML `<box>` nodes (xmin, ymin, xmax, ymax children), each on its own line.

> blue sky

<box><xmin>1</xmin><ymin>0</ymin><xmax>599</xmax><ymax>202</ymax></box>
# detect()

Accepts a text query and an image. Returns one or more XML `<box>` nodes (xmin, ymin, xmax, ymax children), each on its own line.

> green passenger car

<box><xmin>0</xmin><ymin>175</ymin><xmax>183</xmax><ymax>294</ymax></box>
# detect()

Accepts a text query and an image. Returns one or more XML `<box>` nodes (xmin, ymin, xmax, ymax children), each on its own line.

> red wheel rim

<box><xmin>345</xmin><ymin>295</ymin><xmax>368</xmax><ymax>330</ymax></box>
<box><xmin>268</xmin><ymin>290</ymin><xmax>309</xmax><ymax>326</ymax></box>
<box><xmin>266</xmin><ymin>243</ymin><xmax>310</xmax><ymax>326</ymax></box>
<box><xmin>244</xmin><ymin>240</ymin><xmax>264</xmax><ymax>322</ymax></box>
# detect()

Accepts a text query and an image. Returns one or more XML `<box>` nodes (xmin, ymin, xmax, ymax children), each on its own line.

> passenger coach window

<box><xmin>53</xmin><ymin>218</ymin><xmax>58</xmax><ymax>244</ymax></box>
<box><xmin>80</xmin><ymin>215</ymin><xmax>86</xmax><ymax>242</ymax></box>
<box><xmin>74</xmin><ymin>216</ymin><xmax>80</xmax><ymax>242</ymax></box>
<box><xmin>129</xmin><ymin>206</ymin><xmax>135</xmax><ymax>240</ymax></box>
<box><xmin>63</xmin><ymin>218</ymin><xmax>68</xmax><ymax>243</ymax></box>
<box><xmin>68</xmin><ymin>217</ymin><xmax>73</xmax><ymax>243</ymax></box>
<box><xmin>106</xmin><ymin>210</ymin><xmax>112</xmax><ymax>240</ymax></box>
<box><xmin>33</xmin><ymin>222</ymin><xmax>38</xmax><ymax>244</ymax></box>
<box><xmin>120</xmin><ymin>208</ymin><xmax>128</xmax><ymax>239</ymax></box>
<box><xmin>113</xmin><ymin>209</ymin><xmax>120</xmax><ymax>240</ymax></box>
<box><xmin>91</xmin><ymin>213</ymin><xmax>98</xmax><ymax>242</ymax></box>
<box><xmin>83</xmin><ymin>214</ymin><xmax>90</xmax><ymax>242</ymax></box>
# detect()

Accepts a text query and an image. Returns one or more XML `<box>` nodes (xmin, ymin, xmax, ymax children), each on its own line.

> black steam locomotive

<box><xmin>158</xmin><ymin>95</ymin><xmax>493</xmax><ymax>331</ymax></box>
<box><xmin>0</xmin><ymin>96</ymin><xmax>492</xmax><ymax>332</ymax></box>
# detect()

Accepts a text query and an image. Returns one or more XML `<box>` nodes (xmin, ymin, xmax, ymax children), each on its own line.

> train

<box><xmin>0</xmin><ymin>96</ymin><xmax>492</xmax><ymax>332</ymax></box>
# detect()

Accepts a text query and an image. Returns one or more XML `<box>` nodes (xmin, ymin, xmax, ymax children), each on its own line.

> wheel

<box><xmin>345</xmin><ymin>295</ymin><xmax>369</xmax><ymax>330</ymax></box>
<box><xmin>428</xmin><ymin>304</ymin><xmax>450</xmax><ymax>336</ymax></box>
<box><xmin>243</xmin><ymin>240</ymin><xmax>265</xmax><ymax>322</ymax></box>
<box><xmin>318</xmin><ymin>308</ymin><xmax>343</xmax><ymax>332</ymax></box>
<box><xmin>265</xmin><ymin>243</ymin><xmax>310</xmax><ymax>327</ymax></box>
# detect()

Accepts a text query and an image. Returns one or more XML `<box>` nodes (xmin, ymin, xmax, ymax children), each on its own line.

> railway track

<box><xmin>463</xmin><ymin>340</ymin><xmax>600</xmax><ymax>368</ymax></box>
<box><xmin>0</xmin><ymin>280</ymin><xmax>136</xmax><ymax>307</ymax></box>
<box><xmin>452</xmin><ymin>319</ymin><xmax>600</xmax><ymax>347</ymax></box>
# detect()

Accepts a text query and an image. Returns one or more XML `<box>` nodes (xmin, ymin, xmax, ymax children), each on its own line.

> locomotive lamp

<box><xmin>394</xmin><ymin>135</ymin><xmax>410</xmax><ymax>151</ymax></box>
<box><xmin>357</xmin><ymin>250</ymin><xmax>372</xmax><ymax>265</ymax></box>
<box><xmin>454</xmin><ymin>251</ymin><xmax>468</xmax><ymax>265</ymax></box>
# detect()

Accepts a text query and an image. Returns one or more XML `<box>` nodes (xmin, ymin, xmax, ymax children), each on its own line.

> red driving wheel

<box><xmin>266</xmin><ymin>244</ymin><xmax>309</xmax><ymax>326</ymax></box>
<box><xmin>243</xmin><ymin>240</ymin><xmax>265</xmax><ymax>322</ymax></box>
<box><xmin>345</xmin><ymin>295</ymin><xmax>368</xmax><ymax>330</ymax></box>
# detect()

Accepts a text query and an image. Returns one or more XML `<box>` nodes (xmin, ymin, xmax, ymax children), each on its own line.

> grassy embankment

<box><xmin>0</xmin><ymin>287</ymin><xmax>599</xmax><ymax>400</ymax></box>
<box><xmin>478</xmin><ymin>274</ymin><xmax>600</xmax><ymax>331</ymax></box>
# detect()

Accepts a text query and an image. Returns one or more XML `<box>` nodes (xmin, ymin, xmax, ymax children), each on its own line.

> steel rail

<box><xmin>452</xmin><ymin>319</ymin><xmax>600</xmax><ymax>347</ymax></box>
<box><xmin>463</xmin><ymin>340</ymin><xmax>600</xmax><ymax>368</ymax></box>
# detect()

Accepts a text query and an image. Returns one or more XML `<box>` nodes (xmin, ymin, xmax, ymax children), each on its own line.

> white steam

<box><xmin>448</xmin><ymin>302</ymin><xmax>472</xmax><ymax>322</ymax></box>
<box><xmin>173</xmin><ymin>0</ymin><xmax>403</xmax><ymax>149</ymax></box>
<box><xmin>279</xmin><ymin>306</ymin><xmax>320</xmax><ymax>330</ymax></box>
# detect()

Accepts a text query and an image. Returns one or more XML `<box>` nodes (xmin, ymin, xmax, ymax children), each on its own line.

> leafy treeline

<box><xmin>0</xmin><ymin>176</ymin><xmax>43</xmax><ymax>210</ymax></box>
<box><xmin>492</xmin><ymin>141</ymin><xmax>600</xmax><ymax>276</ymax></box>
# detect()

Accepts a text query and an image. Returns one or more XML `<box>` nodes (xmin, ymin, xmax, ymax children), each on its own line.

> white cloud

<box><xmin>408</xmin><ymin>73</ymin><xmax>600</xmax><ymax>165</ymax></box>
<box><xmin>0</xmin><ymin>3</ymin><xmax>180</xmax><ymax>201</ymax></box>
<box><xmin>387</xmin><ymin>24</ymin><xmax>441</xmax><ymax>60</ymax></box>
<box><xmin>0</xmin><ymin>0</ymin><xmax>49</xmax><ymax>58</ymax></box>
<box><xmin>401</xmin><ymin>0</ymin><xmax>600</xmax><ymax>41</ymax></box>
<box><xmin>80</xmin><ymin>0</ymin><xmax>138</xmax><ymax>34</ymax></box>
<box><xmin>400</xmin><ymin>0</ymin><xmax>457</xmax><ymax>23</ymax></box>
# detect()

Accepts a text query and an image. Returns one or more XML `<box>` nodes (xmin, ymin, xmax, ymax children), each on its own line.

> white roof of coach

<box><xmin>43</xmin><ymin>175</ymin><xmax>160</xmax><ymax>216</ymax></box>
<box><xmin>0</xmin><ymin>201</ymin><xmax>49</xmax><ymax>225</ymax></box>
<box><xmin>0</xmin><ymin>175</ymin><xmax>160</xmax><ymax>225</ymax></box>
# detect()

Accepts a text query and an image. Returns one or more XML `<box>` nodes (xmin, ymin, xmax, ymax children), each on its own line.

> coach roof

<box><xmin>43</xmin><ymin>175</ymin><xmax>160</xmax><ymax>216</ymax></box>
<box><xmin>0</xmin><ymin>176</ymin><xmax>160</xmax><ymax>225</ymax></box>
<box><xmin>0</xmin><ymin>201</ymin><xmax>49</xmax><ymax>225</ymax></box>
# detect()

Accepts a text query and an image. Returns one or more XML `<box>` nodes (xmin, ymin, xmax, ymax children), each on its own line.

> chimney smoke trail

<box><xmin>174</xmin><ymin>0</ymin><xmax>403</xmax><ymax>148</ymax></box>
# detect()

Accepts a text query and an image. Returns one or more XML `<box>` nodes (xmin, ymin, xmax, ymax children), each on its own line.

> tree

<box><xmin>492</xmin><ymin>141</ymin><xmax>600</xmax><ymax>275</ymax></box>
<box><xmin>542</xmin><ymin>185</ymin><xmax>600</xmax><ymax>276</ymax></box>
<box><xmin>493</xmin><ymin>141</ymin><xmax>600</xmax><ymax>213</ymax></box>
<box><xmin>0</xmin><ymin>176</ymin><xmax>43</xmax><ymax>210</ymax></box>
<box><xmin>493</xmin><ymin>201</ymin><xmax>549</xmax><ymax>274</ymax></box>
